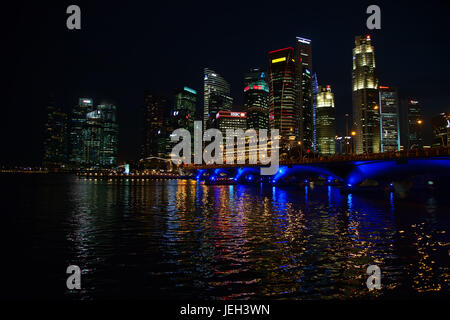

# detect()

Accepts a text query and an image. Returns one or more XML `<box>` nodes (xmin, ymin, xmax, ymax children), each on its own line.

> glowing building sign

<box><xmin>183</xmin><ymin>86</ymin><xmax>197</xmax><ymax>95</ymax></box>
<box><xmin>271</xmin><ymin>57</ymin><xmax>286</xmax><ymax>63</ymax></box>
<box><xmin>296</xmin><ymin>37</ymin><xmax>311</xmax><ymax>44</ymax></box>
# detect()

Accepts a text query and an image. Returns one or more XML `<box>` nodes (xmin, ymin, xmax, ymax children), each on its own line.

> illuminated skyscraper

<box><xmin>141</xmin><ymin>93</ymin><xmax>168</xmax><ymax>159</ymax></box>
<box><xmin>81</xmin><ymin>104</ymin><xmax>118</xmax><ymax>167</ymax></box>
<box><xmin>213</xmin><ymin>111</ymin><xmax>247</xmax><ymax>133</ymax></box>
<box><xmin>268</xmin><ymin>47</ymin><xmax>298</xmax><ymax>145</ymax></box>
<box><xmin>244</xmin><ymin>68</ymin><xmax>269</xmax><ymax>130</ymax></box>
<box><xmin>379</xmin><ymin>86</ymin><xmax>400</xmax><ymax>152</ymax></box>
<box><xmin>295</xmin><ymin>36</ymin><xmax>314</xmax><ymax>150</ymax></box>
<box><xmin>203</xmin><ymin>68</ymin><xmax>233</xmax><ymax>128</ymax></box>
<box><xmin>174</xmin><ymin>86</ymin><xmax>197</xmax><ymax>133</ymax></box>
<box><xmin>69</xmin><ymin>98</ymin><xmax>93</xmax><ymax>165</ymax></box>
<box><xmin>401</xmin><ymin>99</ymin><xmax>424</xmax><ymax>149</ymax></box>
<box><xmin>43</xmin><ymin>98</ymin><xmax>68</xmax><ymax>168</ymax></box>
<box><xmin>97</xmin><ymin>104</ymin><xmax>118</xmax><ymax>167</ymax></box>
<box><xmin>432</xmin><ymin>112</ymin><xmax>450</xmax><ymax>147</ymax></box>
<box><xmin>244</xmin><ymin>67</ymin><xmax>266</xmax><ymax>87</ymax></box>
<box><xmin>312</xmin><ymin>72</ymin><xmax>319</xmax><ymax>152</ymax></box>
<box><xmin>352</xmin><ymin>35</ymin><xmax>380</xmax><ymax>154</ymax></box>
<box><xmin>316</xmin><ymin>85</ymin><xmax>336</xmax><ymax>155</ymax></box>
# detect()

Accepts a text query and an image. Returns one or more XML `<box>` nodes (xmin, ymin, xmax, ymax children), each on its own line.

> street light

<box><xmin>350</xmin><ymin>131</ymin><xmax>356</xmax><ymax>154</ymax></box>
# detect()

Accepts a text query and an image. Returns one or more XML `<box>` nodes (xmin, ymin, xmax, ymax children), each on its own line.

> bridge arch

<box><xmin>345</xmin><ymin>158</ymin><xmax>450</xmax><ymax>186</ymax></box>
<box><xmin>272</xmin><ymin>165</ymin><xmax>344</xmax><ymax>184</ymax></box>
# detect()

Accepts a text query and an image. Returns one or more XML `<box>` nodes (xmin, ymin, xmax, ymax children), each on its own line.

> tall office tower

<box><xmin>352</xmin><ymin>35</ymin><xmax>380</xmax><ymax>154</ymax></box>
<box><xmin>378</xmin><ymin>86</ymin><xmax>400</xmax><ymax>152</ymax></box>
<box><xmin>312</xmin><ymin>72</ymin><xmax>319</xmax><ymax>152</ymax></box>
<box><xmin>43</xmin><ymin>99</ymin><xmax>68</xmax><ymax>167</ymax></box>
<box><xmin>432</xmin><ymin>112</ymin><xmax>450</xmax><ymax>147</ymax></box>
<box><xmin>82</xmin><ymin>108</ymin><xmax>103</xmax><ymax>166</ymax></box>
<box><xmin>97</xmin><ymin>104</ymin><xmax>118</xmax><ymax>166</ymax></box>
<box><xmin>212</xmin><ymin>111</ymin><xmax>247</xmax><ymax>133</ymax></box>
<box><xmin>174</xmin><ymin>86</ymin><xmax>197</xmax><ymax>133</ymax></box>
<box><xmin>203</xmin><ymin>68</ymin><xmax>233</xmax><ymax>128</ymax></box>
<box><xmin>81</xmin><ymin>104</ymin><xmax>118</xmax><ymax>167</ymax></box>
<box><xmin>295</xmin><ymin>37</ymin><xmax>314</xmax><ymax>150</ymax></box>
<box><xmin>244</xmin><ymin>67</ymin><xmax>266</xmax><ymax>87</ymax></box>
<box><xmin>400</xmin><ymin>99</ymin><xmax>424</xmax><ymax>149</ymax></box>
<box><xmin>268</xmin><ymin>47</ymin><xmax>298</xmax><ymax>146</ymax></box>
<box><xmin>244</xmin><ymin>68</ymin><xmax>269</xmax><ymax>130</ymax></box>
<box><xmin>141</xmin><ymin>93</ymin><xmax>168</xmax><ymax>159</ymax></box>
<box><xmin>316</xmin><ymin>85</ymin><xmax>336</xmax><ymax>155</ymax></box>
<box><xmin>69</xmin><ymin>98</ymin><xmax>94</xmax><ymax>165</ymax></box>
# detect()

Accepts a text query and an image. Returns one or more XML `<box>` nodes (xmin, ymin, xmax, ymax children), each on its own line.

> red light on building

<box><xmin>268</xmin><ymin>47</ymin><xmax>294</xmax><ymax>54</ymax></box>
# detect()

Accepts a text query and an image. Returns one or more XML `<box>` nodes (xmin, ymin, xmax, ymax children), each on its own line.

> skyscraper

<box><xmin>203</xmin><ymin>68</ymin><xmax>233</xmax><ymax>128</ymax></box>
<box><xmin>432</xmin><ymin>112</ymin><xmax>450</xmax><ymax>147</ymax></box>
<box><xmin>174</xmin><ymin>86</ymin><xmax>197</xmax><ymax>133</ymax></box>
<box><xmin>43</xmin><ymin>99</ymin><xmax>68</xmax><ymax>168</ymax></box>
<box><xmin>295</xmin><ymin>37</ymin><xmax>314</xmax><ymax>150</ymax></box>
<box><xmin>316</xmin><ymin>85</ymin><xmax>336</xmax><ymax>155</ymax></box>
<box><xmin>268</xmin><ymin>47</ymin><xmax>298</xmax><ymax>146</ymax></box>
<box><xmin>82</xmin><ymin>108</ymin><xmax>104</xmax><ymax>167</ymax></box>
<box><xmin>379</xmin><ymin>86</ymin><xmax>400</xmax><ymax>152</ymax></box>
<box><xmin>213</xmin><ymin>111</ymin><xmax>247</xmax><ymax>133</ymax></box>
<box><xmin>244</xmin><ymin>67</ymin><xmax>266</xmax><ymax>87</ymax></box>
<box><xmin>69</xmin><ymin>98</ymin><xmax>93</xmax><ymax>165</ymax></box>
<box><xmin>141</xmin><ymin>93</ymin><xmax>168</xmax><ymax>159</ymax></box>
<box><xmin>352</xmin><ymin>35</ymin><xmax>380</xmax><ymax>154</ymax></box>
<box><xmin>400</xmin><ymin>99</ymin><xmax>424</xmax><ymax>149</ymax></box>
<box><xmin>81</xmin><ymin>104</ymin><xmax>118</xmax><ymax>168</ymax></box>
<box><xmin>312</xmin><ymin>72</ymin><xmax>319</xmax><ymax>152</ymax></box>
<box><xmin>97</xmin><ymin>104</ymin><xmax>118</xmax><ymax>166</ymax></box>
<box><xmin>244</xmin><ymin>68</ymin><xmax>269</xmax><ymax>130</ymax></box>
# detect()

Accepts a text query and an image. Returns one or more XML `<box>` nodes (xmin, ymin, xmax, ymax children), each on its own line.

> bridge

<box><xmin>184</xmin><ymin>147</ymin><xmax>450</xmax><ymax>190</ymax></box>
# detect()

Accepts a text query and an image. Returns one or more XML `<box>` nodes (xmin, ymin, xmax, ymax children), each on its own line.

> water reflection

<box><xmin>29</xmin><ymin>177</ymin><xmax>449</xmax><ymax>299</ymax></box>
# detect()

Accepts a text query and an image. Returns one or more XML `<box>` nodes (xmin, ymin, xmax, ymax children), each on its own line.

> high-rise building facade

<box><xmin>244</xmin><ymin>68</ymin><xmax>266</xmax><ymax>87</ymax></box>
<box><xmin>312</xmin><ymin>72</ymin><xmax>319</xmax><ymax>152</ymax></box>
<box><xmin>43</xmin><ymin>100</ymin><xmax>68</xmax><ymax>167</ymax></box>
<box><xmin>69</xmin><ymin>98</ymin><xmax>118</xmax><ymax>168</ymax></box>
<box><xmin>141</xmin><ymin>93</ymin><xmax>168</xmax><ymax>159</ymax></box>
<box><xmin>268</xmin><ymin>47</ymin><xmax>298</xmax><ymax>145</ymax></box>
<box><xmin>316</xmin><ymin>85</ymin><xmax>336</xmax><ymax>155</ymax></box>
<box><xmin>203</xmin><ymin>68</ymin><xmax>233</xmax><ymax>128</ymax></box>
<box><xmin>295</xmin><ymin>37</ymin><xmax>314</xmax><ymax>150</ymax></box>
<box><xmin>81</xmin><ymin>104</ymin><xmax>118</xmax><ymax>168</ymax></box>
<box><xmin>69</xmin><ymin>98</ymin><xmax>94</xmax><ymax>165</ymax></box>
<box><xmin>97</xmin><ymin>104</ymin><xmax>118</xmax><ymax>166</ymax></box>
<box><xmin>379</xmin><ymin>86</ymin><xmax>400</xmax><ymax>152</ymax></box>
<box><xmin>213</xmin><ymin>111</ymin><xmax>247</xmax><ymax>133</ymax></box>
<box><xmin>352</xmin><ymin>35</ymin><xmax>380</xmax><ymax>154</ymax></box>
<box><xmin>431</xmin><ymin>112</ymin><xmax>449</xmax><ymax>147</ymax></box>
<box><xmin>401</xmin><ymin>99</ymin><xmax>424</xmax><ymax>149</ymax></box>
<box><xmin>244</xmin><ymin>68</ymin><xmax>269</xmax><ymax>130</ymax></box>
<box><xmin>174</xmin><ymin>86</ymin><xmax>197</xmax><ymax>133</ymax></box>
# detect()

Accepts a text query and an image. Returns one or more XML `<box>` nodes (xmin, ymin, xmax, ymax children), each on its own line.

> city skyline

<box><xmin>2</xmin><ymin>2</ymin><xmax>450</xmax><ymax>304</ymax></box>
<box><xmin>3</xmin><ymin>1</ymin><xmax>450</xmax><ymax>165</ymax></box>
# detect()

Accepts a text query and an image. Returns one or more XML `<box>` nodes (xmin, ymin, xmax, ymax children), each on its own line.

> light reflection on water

<box><xmin>6</xmin><ymin>175</ymin><xmax>449</xmax><ymax>299</ymax></box>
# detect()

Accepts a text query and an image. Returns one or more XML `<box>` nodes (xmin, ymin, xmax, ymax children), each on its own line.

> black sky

<box><xmin>2</xmin><ymin>0</ymin><xmax>450</xmax><ymax>165</ymax></box>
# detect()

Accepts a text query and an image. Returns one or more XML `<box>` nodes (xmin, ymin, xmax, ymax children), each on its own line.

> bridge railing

<box><xmin>183</xmin><ymin>147</ymin><xmax>450</xmax><ymax>169</ymax></box>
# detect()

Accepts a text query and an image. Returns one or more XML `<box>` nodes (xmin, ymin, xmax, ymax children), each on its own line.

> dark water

<box><xmin>1</xmin><ymin>174</ymin><xmax>449</xmax><ymax>300</ymax></box>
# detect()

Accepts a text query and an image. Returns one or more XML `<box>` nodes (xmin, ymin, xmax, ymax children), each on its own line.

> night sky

<box><xmin>2</xmin><ymin>0</ymin><xmax>450</xmax><ymax>165</ymax></box>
